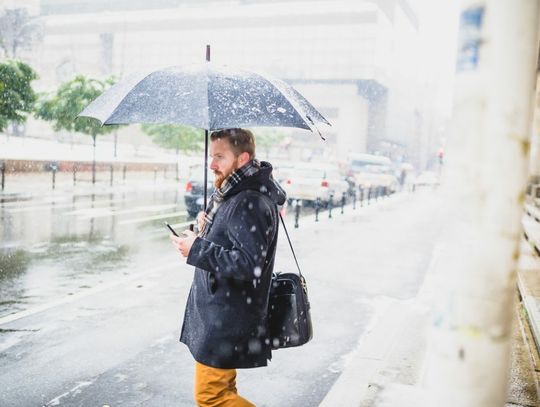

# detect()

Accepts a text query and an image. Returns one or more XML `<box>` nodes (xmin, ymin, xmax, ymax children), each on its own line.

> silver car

<box><xmin>282</xmin><ymin>163</ymin><xmax>350</xmax><ymax>205</ymax></box>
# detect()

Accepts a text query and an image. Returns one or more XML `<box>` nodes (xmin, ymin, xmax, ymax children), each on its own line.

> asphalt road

<box><xmin>0</xmin><ymin>180</ymin><xmax>443</xmax><ymax>407</ymax></box>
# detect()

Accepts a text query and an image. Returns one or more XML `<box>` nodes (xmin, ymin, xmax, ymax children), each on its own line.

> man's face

<box><xmin>209</xmin><ymin>138</ymin><xmax>240</xmax><ymax>187</ymax></box>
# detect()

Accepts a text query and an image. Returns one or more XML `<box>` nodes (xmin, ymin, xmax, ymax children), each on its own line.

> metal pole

<box><xmin>294</xmin><ymin>200</ymin><xmax>301</xmax><ymax>228</ymax></box>
<box><xmin>1</xmin><ymin>161</ymin><xmax>5</xmax><ymax>191</ymax></box>
<box><xmin>203</xmin><ymin>44</ymin><xmax>211</xmax><ymax>212</ymax></box>
<box><xmin>110</xmin><ymin>164</ymin><xmax>114</xmax><ymax>186</ymax></box>
<box><xmin>73</xmin><ymin>163</ymin><xmax>77</xmax><ymax>186</ymax></box>
<box><xmin>204</xmin><ymin>130</ymin><xmax>209</xmax><ymax>212</ymax></box>
<box><xmin>315</xmin><ymin>197</ymin><xmax>321</xmax><ymax>221</ymax></box>
<box><xmin>423</xmin><ymin>2</ymin><xmax>540</xmax><ymax>406</ymax></box>
<box><xmin>328</xmin><ymin>195</ymin><xmax>333</xmax><ymax>218</ymax></box>
<box><xmin>52</xmin><ymin>166</ymin><xmax>56</xmax><ymax>190</ymax></box>
<box><xmin>92</xmin><ymin>135</ymin><xmax>96</xmax><ymax>185</ymax></box>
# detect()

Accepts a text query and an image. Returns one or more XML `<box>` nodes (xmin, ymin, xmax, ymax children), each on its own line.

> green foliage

<box><xmin>0</xmin><ymin>59</ymin><xmax>37</xmax><ymax>132</ymax></box>
<box><xmin>35</xmin><ymin>75</ymin><xmax>119</xmax><ymax>138</ymax></box>
<box><xmin>141</xmin><ymin>123</ymin><xmax>202</xmax><ymax>154</ymax></box>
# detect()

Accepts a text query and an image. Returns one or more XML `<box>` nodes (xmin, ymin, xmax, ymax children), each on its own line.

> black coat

<box><xmin>180</xmin><ymin>162</ymin><xmax>286</xmax><ymax>369</ymax></box>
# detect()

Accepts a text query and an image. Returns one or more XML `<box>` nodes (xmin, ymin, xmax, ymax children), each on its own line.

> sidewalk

<box><xmin>0</xmin><ymin>134</ymin><xmax>178</xmax><ymax>164</ymax></box>
<box><xmin>312</xmin><ymin>196</ymin><xmax>540</xmax><ymax>407</ymax></box>
<box><xmin>277</xmin><ymin>192</ymin><xmax>435</xmax><ymax>407</ymax></box>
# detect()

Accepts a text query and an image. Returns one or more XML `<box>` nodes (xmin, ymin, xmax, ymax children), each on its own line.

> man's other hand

<box><xmin>196</xmin><ymin>211</ymin><xmax>205</xmax><ymax>233</ymax></box>
<box><xmin>170</xmin><ymin>230</ymin><xmax>197</xmax><ymax>258</ymax></box>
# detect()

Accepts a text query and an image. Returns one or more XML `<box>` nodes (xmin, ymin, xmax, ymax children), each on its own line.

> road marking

<box><xmin>5</xmin><ymin>198</ymin><xmax>126</xmax><ymax>213</ymax></box>
<box><xmin>71</xmin><ymin>204</ymin><xmax>181</xmax><ymax>219</ymax></box>
<box><xmin>118</xmin><ymin>210</ymin><xmax>188</xmax><ymax>225</ymax></box>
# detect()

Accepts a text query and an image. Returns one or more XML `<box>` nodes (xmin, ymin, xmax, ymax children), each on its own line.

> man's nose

<box><xmin>210</xmin><ymin>159</ymin><xmax>218</xmax><ymax>170</ymax></box>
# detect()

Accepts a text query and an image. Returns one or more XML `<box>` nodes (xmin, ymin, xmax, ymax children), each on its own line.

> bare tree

<box><xmin>0</xmin><ymin>8</ymin><xmax>42</xmax><ymax>59</ymax></box>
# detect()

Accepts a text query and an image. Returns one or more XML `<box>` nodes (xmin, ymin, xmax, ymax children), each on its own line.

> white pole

<box><xmin>423</xmin><ymin>1</ymin><xmax>540</xmax><ymax>406</ymax></box>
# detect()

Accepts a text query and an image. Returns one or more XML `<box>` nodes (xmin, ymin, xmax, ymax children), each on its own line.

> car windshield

<box><xmin>351</xmin><ymin>163</ymin><xmax>391</xmax><ymax>174</ymax></box>
<box><xmin>295</xmin><ymin>167</ymin><xmax>342</xmax><ymax>179</ymax></box>
<box><xmin>295</xmin><ymin>167</ymin><xmax>325</xmax><ymax>179</ymax></box>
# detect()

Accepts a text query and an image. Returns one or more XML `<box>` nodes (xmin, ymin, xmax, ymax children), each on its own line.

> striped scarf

<box><xmin>199</xmin><ymin>159</ymin><xmax>261</xmax><ymax>237</ymax></box>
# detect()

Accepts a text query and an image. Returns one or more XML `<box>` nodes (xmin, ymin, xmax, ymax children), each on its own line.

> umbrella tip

<box><xmin>307</xmin><ymin>115</ymin><xmax>325</xmax><ymax>140</ymax></box>
<box><xmin>315</xmin><ymin>126</ymin><xmax>325</xmax><ymax>141</ymax></box>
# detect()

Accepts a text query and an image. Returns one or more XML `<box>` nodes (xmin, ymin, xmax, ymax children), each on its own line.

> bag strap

<box><xmin>279</xmin><ymin>212</ymin><xmax>303</xmax><ymax>276</ymax></box>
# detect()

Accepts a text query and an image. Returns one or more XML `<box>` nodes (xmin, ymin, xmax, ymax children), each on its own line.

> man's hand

<box><xmin>170</xmin><ymin>230</ymin><xmax>197</xmax><ymax>258</ymax></box>
<box><xmin>196</xmin><ymin>211</ymin><xmax>205</xmax><ymax>232</ymax></box>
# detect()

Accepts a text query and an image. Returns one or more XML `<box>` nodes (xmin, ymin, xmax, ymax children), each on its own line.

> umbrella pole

<box><xmin>203</xmin><ymin>129</ymin><xmax>209</xmax><ymax>212</ymax></box>
<box><xmin>203</xmin><ymin>44</ymin><xmax>211</xmax><ymax>212</ymax></box>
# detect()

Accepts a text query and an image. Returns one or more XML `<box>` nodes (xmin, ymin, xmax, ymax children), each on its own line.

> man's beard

<box><xmin>213</xmin><ymin>158</ymin><xmax>239</xmax><ymax>188</ymax></box>
<box><xmin>213</xmin><ymin>172</ymin><xmax>226</xmax><ymax>188</ymax></box>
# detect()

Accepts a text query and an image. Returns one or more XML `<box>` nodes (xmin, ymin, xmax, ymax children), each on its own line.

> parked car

<box><xmin>272</xmin><ymin>161</ymin><xmax>296</xmax><ymax>185</ymax></box>
<box><xmin>347</xmin><ymin>153</ymin><xmax>399</xmax><ymax>193</ymax></box>
<box><xmin>184</xmin><ymin>166</ymin><xmax>214</xmax><ymax>218</ymax></box>
<box><xmin>413</xmin><ymin>171</ymin><xmax>440</xmax><ymax>188</ymax></box>
<box><xmin>282</xmin><ymin>162</ymin><xmax>350</xmax><ymax>206</ymax></box>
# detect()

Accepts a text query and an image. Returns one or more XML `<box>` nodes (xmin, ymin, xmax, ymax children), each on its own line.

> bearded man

<box><xmin>171</xmin><ymin>128</ymin><xmax>286</xmax><ymax>406</ymax></box>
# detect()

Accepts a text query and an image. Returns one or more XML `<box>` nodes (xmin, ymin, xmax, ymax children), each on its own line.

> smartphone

<box><xmin>165</xmin><ymin>222</ymin><xmax>179</xmax><ymax>237</ymax></box>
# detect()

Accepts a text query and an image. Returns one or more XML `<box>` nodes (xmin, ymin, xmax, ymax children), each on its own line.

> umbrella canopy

<box><xmin>79</xmin><ymin>63</ymin><xmax>330</xmax><ymax>133</ymax></box>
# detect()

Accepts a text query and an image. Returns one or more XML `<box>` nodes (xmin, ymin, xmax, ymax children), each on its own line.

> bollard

<box><xmin>123</xmin><ymin>165</ymin><xmax>127</xmax><ymax>182</ymax></box>
<box><xmin>51</xmin><ymin>163</ymin><xmax>57</xmax><ymax>190</ymax></box>
<box><xmin>315</xmin><ymin>197</ymin><xmax>321</xmax><ymax>222</ymax></box>
<box><xmin>341</xmin><ymin>192</ymin><xmax>346</xmax><ymax>214</ymax></box>
<box><xmin>294</xmin><ymin>199</ymin><xmax>301</xmax><ymax>228</ymax></box>
<box><xmin>367</xmin><ymin>187</ymin><xmax>371</xmax><ymax>205</ymax></box>
<box><xmin>352</xmin><ymin>188</ymin><xmax>357</xmax><ymax>210</ymax></box>
<box><xmin>110</xmin><ymin>164</ymin><xmax>114</xmax><ymax>186</ymax></box>
<box><xmin>328</xmin><ymin>194</ymin><xmax>334</xmax><ymax>218</ymax></box>
<box><xmin>359</xmin><ymin>186</ymin><xmax>364</xmax><ymax>207</ymax></box>
<box><xmin>1</xmin><ymin>161</ymin><xmax>5</xmax><ymax>191</ymax></box>
<box><xmin>73</xmin><ymin>163</ymin><xmax>77</xmax><ymax>186</ymax></box>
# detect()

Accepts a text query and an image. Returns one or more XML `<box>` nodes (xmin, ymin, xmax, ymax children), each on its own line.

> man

<box><xmin>171</xmin><ymin>128</ymin><xmax>286</xmax><ymax>406</ymax></box>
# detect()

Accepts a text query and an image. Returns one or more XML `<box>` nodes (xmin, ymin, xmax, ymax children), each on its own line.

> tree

<box><xmin>35</xmin><ymin>75</ymin><xmax>119</xmax><ymax>184</ymax></box>
<box><xmin>0</xmin><ymin>59</ymin><xmax>37</xmax><ymax>133</ymax></box>
<box><xmin>252</xmin><ymin>128</ymin><xmax>285</xmax><ymax>159</ymax></box>
<box><xmin>0</xmin><ymin>8</ymin><xmax>42</xmax><ymax>58</ymax></box>
<box><xmin>141</xmin><ymin>124</ymin><xmax>202</xmax><ymax>179</ymax></box>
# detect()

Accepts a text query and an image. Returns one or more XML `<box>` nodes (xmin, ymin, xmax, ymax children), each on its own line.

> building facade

<box><xmin>21</xmin><ymin>0</ymin><xmax>423</xmax><ymax>165</ymax></box>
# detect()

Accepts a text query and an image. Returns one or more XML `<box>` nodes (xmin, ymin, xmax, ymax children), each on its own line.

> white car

<box><xmin>413</xmin><ymin>171</ymin><xmax>440</xmax><ymax>187</ymax></box>
<box><xmin>282</xmin><ymin>163</ymin><xmax>350</xmax><ymax>205</ymax></box>
<box><xmin>348</xmin><ymin>153</ymin><xmax>398</xmax><ymax>193</ymax></box>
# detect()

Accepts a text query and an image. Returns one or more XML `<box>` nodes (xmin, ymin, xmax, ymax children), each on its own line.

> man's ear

<box><xmin>238</xmin><ymin>152</ymin><xmax>250</xmax><ymax>166</ymax></box>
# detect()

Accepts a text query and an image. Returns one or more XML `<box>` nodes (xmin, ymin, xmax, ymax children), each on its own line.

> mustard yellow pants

<box><xmin>194</xmin><ymin>361</ymin><xmax>255</xmax><ymax>407</ymax></box>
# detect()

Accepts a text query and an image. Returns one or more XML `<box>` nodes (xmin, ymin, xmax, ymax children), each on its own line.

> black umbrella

<box><xmin>79</xmin><ymin>61</ymin><xmax>330</xmax><ymax>209</ymax></box>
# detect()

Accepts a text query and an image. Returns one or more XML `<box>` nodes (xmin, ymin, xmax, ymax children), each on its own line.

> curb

<box><xmin>318</xmin><ymin>299</ymin><xmax>430</xmax><ymax>407</ymax></box>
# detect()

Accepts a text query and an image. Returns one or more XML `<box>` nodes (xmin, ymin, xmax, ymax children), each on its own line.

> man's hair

<box><xmin>210</xmin><ymin>128</ymin><xmax>256</xmax><ymax>158</ymax></box>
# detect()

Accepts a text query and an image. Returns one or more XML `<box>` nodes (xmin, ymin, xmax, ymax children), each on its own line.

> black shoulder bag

<box><xmin>268</xmin><ymin>213</ymin><xmax>313</xmax><ymax>349</ymax></box>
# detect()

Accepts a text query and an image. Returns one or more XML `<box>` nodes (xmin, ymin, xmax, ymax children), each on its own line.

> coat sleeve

<box><xmin>186</xmin><ymin>192</ymin><xmax>276</xmax><ymax>282</ymax></box>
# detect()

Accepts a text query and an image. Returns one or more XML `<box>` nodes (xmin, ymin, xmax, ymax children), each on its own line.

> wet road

<box><xmin>0</xmin><ymin>175</ymin><xmax>443</xmax><ymax>407</ymax></box>
<box><xmin>0</xmin><ymin>174</ymin><xmax>193</xmax><ymax>319</ymax></box>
